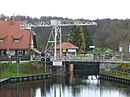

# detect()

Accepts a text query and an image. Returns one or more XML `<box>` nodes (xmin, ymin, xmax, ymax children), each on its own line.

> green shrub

<box><xmin>114</xmin><ymin>63</ymin><xmax>130</xmax><ymax>72</ymax></box>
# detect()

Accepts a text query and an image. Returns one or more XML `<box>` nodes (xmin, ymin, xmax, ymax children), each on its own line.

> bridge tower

<box><xmin>21</xmin><ymin>19</ymin><xmax>97</xmax><ymax>61</ymax></box>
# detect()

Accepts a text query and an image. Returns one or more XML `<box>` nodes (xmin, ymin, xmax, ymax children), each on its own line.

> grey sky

<box><xmin>0</xmin><ymin>0</ymin><xmax>130</xmax><ymax>20</ymax></box>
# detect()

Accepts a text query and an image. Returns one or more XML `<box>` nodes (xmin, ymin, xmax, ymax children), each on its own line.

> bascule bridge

<box><xmin>21</xmin><ymin>19</ymin><xmax>99</xmax><ymax>75</ymax></box>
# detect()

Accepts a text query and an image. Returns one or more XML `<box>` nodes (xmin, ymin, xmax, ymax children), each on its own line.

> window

<box><xmin>14</xmin><ymin>39</ymin><xmax>20</xmax><ymax>42</ymax></box>
<box><xmin>0</xmin><ymin>50</ymin><xmax>6</xmax><ymax>56</ymax></box>
<box><xmin>0</xmin><ymin>38</ymin><xmax>4</xmax><ymax>42</ymax></box>
<box><xmin>12</xmin><ymin>35</ymin><xmax>23</xmax><ymax>42</ymax></box>
<box><xmin>15</xmin><ymin>50</ymin><xmax>25</xmax><ymax>56</ymax></box>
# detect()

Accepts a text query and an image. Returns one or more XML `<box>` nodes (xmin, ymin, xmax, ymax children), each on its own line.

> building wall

<box><xmin>56</xmin><ymin>49</ymin><xmax>77</xmax><ymax>59</ymax></box>
<box><xmin>8</xmin><ymin>50</ymin><xmax>29</xmax><ymax>56</ymax></box>
<box><xmin>0</xmin><ymin>50</ymin><xmax>30</xmax><ymax>61</ymax></box>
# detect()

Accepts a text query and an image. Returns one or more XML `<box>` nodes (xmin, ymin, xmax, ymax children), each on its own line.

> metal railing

<box><xmin>54</xmin><ymin>54</ymin><xmax>123</xmax><ymax>62</ymax></box>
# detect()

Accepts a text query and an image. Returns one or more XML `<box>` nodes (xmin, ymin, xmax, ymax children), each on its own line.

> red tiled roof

<box><xmin>0</xmin><ymin>18</ymin><xmax>32</xmax><ymax>50</ymax></box>
<box><xmin>56</xmin><ymin>42</ymin><xmax>78</xmax><ymax>49</ymax></box>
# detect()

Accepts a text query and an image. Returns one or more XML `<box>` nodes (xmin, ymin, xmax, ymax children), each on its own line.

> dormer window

<box><xmin>14</xmin><ymin>38</ymin><xmax>20</xmax><ymax>42</ymax></box>
<box><xmin>0</xmin><ymin>38</ymin><xmax>4</xmax><ymax>42</ymax></box>
<box><xmin>0</xmin><ymin>35</ymin><xmax>7</xmax><ymax>42</ymax></box>
<box><xmin>12</xmin><ymin>35</ymin><xmax>23</xmax><ymax>42</ymax></box>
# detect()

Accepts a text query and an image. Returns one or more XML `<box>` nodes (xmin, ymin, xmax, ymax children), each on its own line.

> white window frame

<box><xmin>0</xmin><ymin>50</ymin><xmax>6</xmax><ymax>56</ymax></box>
<box><xmin>0</xmin><ymin>39</ymin><xmax>4</xmax><ymax>42</ymax></box>
<box><xmin>14</xmin><ymin>39</ymin><xmax>20</xmax><ymax>42</ymax></box>
<box><xmin>17</xmin><ymin>50</ymin><xmax>24</xmax><ymax>56</ymax></box>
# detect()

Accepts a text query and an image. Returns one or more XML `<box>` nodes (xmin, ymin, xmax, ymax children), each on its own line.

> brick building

<box><xmin>0</xmin><ymin>17</ymin><xmax>39</xmax><ymax>61</ymax></box>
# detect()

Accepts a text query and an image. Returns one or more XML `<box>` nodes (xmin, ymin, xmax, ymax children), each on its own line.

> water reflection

<box><xmin>0</xmin><ymin>75</ymin><xmax>130</xmax><ymax>97</ymax></box>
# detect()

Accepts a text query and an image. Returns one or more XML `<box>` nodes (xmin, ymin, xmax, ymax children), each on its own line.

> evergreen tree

<box><xmin>70</xmin><ymin>26</ymin><xmax>82</xmax><ymax>49</ymax></box>
<box><xmin>84</xmin><ymin>26</ymin><xmax>93</xmax><ymax>52</ymax></box>
<box><xmin>70</xmin><ymin>26</ymin><xmax>93</xmax><ymax>53</ymax></box>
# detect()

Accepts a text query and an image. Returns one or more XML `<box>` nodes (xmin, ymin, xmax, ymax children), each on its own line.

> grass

<box><xmin>0</xmin><ymin>61</ymin><xmax>47</xmax><ymax>78</ymax></box>
<box><xmin>103</xmin><ymin>63</ymin><xmax>130</xmax><ymax>80</ymax></box>
<box><xmin>105</xmin><ymin>70</ymin><xmax>130</xmax><ymax>80</ymax></box>
<box><xmin>111</xmin><ymin>73</ymin><xmax>129</xmax><ymax>79</ymax></box>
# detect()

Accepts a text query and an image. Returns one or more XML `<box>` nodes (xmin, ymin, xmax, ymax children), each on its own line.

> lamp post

<box><xmin>16</xmin><ymin>56</ymin><xmax>20</xmax><ymax>76</ymax></box>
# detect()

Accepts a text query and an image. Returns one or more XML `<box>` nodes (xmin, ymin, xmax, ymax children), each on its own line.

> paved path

<box><xmin>0</xmin><ymin>78</ymin><xmax>9</xmax><ymax>82</ymax></box>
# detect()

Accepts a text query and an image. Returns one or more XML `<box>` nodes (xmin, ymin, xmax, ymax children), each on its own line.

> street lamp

<box><xmin>16</xmin><ymin>56</ymin><xmax>20</xmax><ymax>76</ymax></box>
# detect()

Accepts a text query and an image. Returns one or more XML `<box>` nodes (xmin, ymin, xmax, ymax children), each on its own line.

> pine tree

<box><xmin>70</xmin><ymin>26</ymin><xmax>93</xmax><ymax>53</ymax></box>
<box><xmin>70</xmin><ymin>26</ymin><xmax>82</xmax><ymax>49</ymax></box>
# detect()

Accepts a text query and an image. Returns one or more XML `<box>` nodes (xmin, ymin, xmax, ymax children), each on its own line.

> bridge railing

<box><xmin>60</xmin><ymin>54</ymin><xmax>106</xmax><ymax>61</ymax></box>
<box><xmin>40</xmin><ymin>54</ymin><xmax>124</xmax><ymax>63</ymax></box>
<box><xmin>60</xmin><ymin>54</ymin><xmax>93</xmax><ymax>61</ymax></box>
<box><xmin>59</xmin><ymin>54</ymin><xmax>123</xmax><ymax>62</ymax></box>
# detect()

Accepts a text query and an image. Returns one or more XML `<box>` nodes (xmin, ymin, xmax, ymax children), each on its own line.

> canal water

<box><xmin>0</xmin><ymin>75</ymin><xmax>130</xmax><ymax>97</ymax></box>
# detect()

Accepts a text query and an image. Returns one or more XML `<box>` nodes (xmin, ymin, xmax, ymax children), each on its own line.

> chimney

<box><xmin>9</xmin><ymin>16</ymin><xmax>16</xmax><ymax>25</ymax></box>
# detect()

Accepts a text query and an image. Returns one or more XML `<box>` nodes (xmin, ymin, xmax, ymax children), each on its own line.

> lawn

<box><xmin>0</xmin><ymin>61</ymin><xmax>46</xmax><ymax>78</ymax></box>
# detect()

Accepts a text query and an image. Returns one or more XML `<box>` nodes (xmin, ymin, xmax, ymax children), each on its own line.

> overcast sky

<box><xmin>0</xmin><ymin>0</ymin><xmax>130</xmax><ymax>20</ymax></box>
